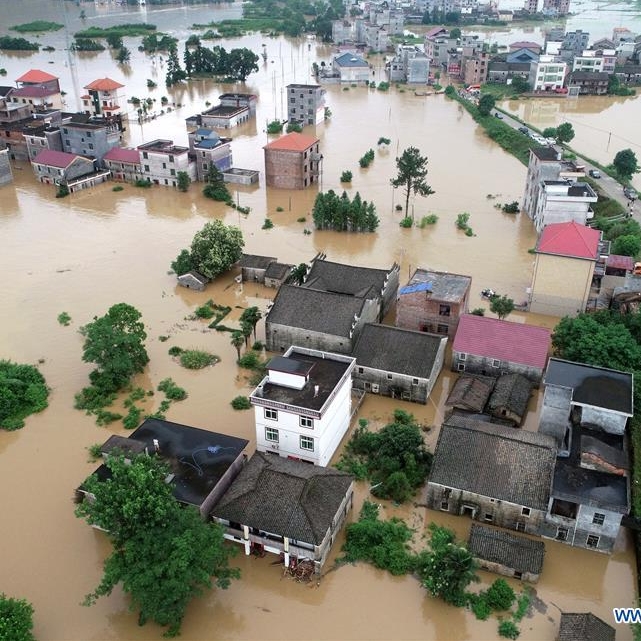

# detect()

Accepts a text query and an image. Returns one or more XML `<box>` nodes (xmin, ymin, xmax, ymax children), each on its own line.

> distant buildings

<box><xmin>12</xmin><ymin>69</ymin><xmax>63</xmax><ymax>111</ymax></box>
<box><xmin>528</xmin><ymin>55</ymin><xmax>567</xmax><ymax>91</ymax></box>
<box><xmin>81</xmin><ymin>77</ymin><xmax>124</xmax><ymax>118</ymax></box>
<box><xmin>286</xmin><ymin>84</ymin><xmax>326</xmax><ymax>126</ymax></box>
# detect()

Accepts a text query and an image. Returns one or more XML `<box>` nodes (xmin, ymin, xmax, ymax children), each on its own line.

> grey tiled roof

<box><xmin>429</xmin><ymin>415</ymin><xmax>557</xmax><ymax>509</ymax></box>
<box><xmin>304</xmin><ymin>259</ymin><xmax>391</xmax><ymax>299</ymax></box>
<box><xmin>264</xmin><ymin>262</ymin><xmax>291</xmax><ymax>280</ymax></box>
<box><xmin>558</xmin><ymin>613</ymin><xmax>615</xmax><ymax>641</ymax></box>
<box><xmin>212</xmin><ymin>452</ymin><xmax>353</xmax><ymax>545</ymax></box>
<box><xmin>446</xmin><ymin>374</ymin><xmax>495</xmax><ymax>412</ymax></box>
<box><xmin>468</xmin><ymin>524</ymin><xmax>545</xmax><ymax>575</ymax></box>
<box><xmin>239</xmin><ymin>254</ymin><xmax>277</xmax><ymax>270</ymax></box>
<box><xmin>352</xmin><ymin>324</ymin><xmax>445</xmax><ymax>378</ymax></box>
<box><xmin>267</xmin><ymin>285</ymin><xmax>366</xmax><ymax>337</ymax></box>
<box><xmin>488</xmin><ymin>374</ymin><xmax>533</xmax><ymax>418</ymax></box>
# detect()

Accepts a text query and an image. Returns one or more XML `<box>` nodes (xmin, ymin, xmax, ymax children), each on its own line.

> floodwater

<box><xmin>0</xmin><ymin>2</ymin><xmax>636</xmax><ymax>640</ymax></box>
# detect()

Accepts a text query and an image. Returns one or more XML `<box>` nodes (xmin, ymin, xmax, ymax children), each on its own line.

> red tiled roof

<box><xmin>453</xmin><ymin>315</ymin><xmax>551</xmax><ymax>370</ymax></box>
<box><xmin>16</xmin><ymin>69</ymin><xmax>58</xmax><ymax>83</ymax></box>
<box><xmin>264</xmin><ymin>132</ymin><xmax>319</xmax><ymax>152</ymax></box>
<box><xmin>85</xmin><ymin>77</ymin><xmax>124</xmax><ymax>92</ymax></box>
<box><xmin>32</xmin><ymin>149</ymin><xmax>85</xmax><ymax>168</ymax></box>
<box><xmin>536</xmin><ymin>221</ymin><xmax>601</xmax><ymax>260</ymax></box>
<box><xmin>103</xmin><ymin>147</ymin><xmax>140</xmax><ymax>164</ymax></box>
<box><xmin>607</xmin><ymin>254</ymin><xmax>635</xmax><ymax>271</ymax></box>
<box><xmin>425</xmin><ymin>26</ymin><xmax>448</xmax><ymax>38</ymax></box>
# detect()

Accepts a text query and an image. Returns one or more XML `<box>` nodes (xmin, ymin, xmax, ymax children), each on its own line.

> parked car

<box><xmin>544</xmin><ymin>138</ymin><xmax>556</xmax><ymax>145</ymax></box>
<box><xmin>624</xmin><ymin>187</ymin><xmax>638</xmax><ymax>200</ymax></box>
<box><xmin>518</xmin><ymin>126</ymin><xmax>529</xmax><ymax>135</ymax></box>
<box><xmin>494</xmin><ymin>112</ymin><xmax>503</xmax><ymax>119</ymax></box>
<box><xmin>588</xmin><ymin>169</ymin><xmax>601</xmax><ymax>179</ymax></box>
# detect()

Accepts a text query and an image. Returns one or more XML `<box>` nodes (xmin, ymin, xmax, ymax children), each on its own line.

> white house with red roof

<box><xmin>452</xmin><ymin>314</ymin><xmax>551</xmax><ymax>384</ymax></box>
<box><xmin>264</xmin><ymin>132</ymin><xmax>320</xmax><ymax>189</ymax></box>
<box><xmin>529</xmin><ymin>221</ymin><xmax>609</xmax><ymax>317</ymax></box>
<box><xmin>31</xmin><ymin>149</ymin><xmax>95</xmax><ymax>187</ymax></box>
<box><xmin>82</xmin><ymin>78</ymin><xmax>124</xmax><ymax>118</ymax></box>
<box><xmin>103</xmin><ymin>147</ymin><xmax>143</xmax><ymax>182</ymax></box>
<box><xmin>12</xmin><ymin>69</ymin><xmax>63</xmax><ymax>111</ymax></box>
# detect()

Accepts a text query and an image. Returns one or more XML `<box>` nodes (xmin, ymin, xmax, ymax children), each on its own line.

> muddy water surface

<box><xmin>0</xmin><ymin>3</ymin><xmax>636</xmax><ymax>640</ymax></box>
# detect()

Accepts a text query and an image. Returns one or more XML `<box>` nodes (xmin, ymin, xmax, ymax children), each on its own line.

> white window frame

<box><xmin>300</xmin><ymin>435</ymin><xmax>314</xmax><ymax>452</ymax></box>
<box><xmin>491</xmin><ymin>358</ymin><xmax>501</xmax><ymax>368</ymax></box>
<box><xmin>586</xmin><ymin>534</ymin><xmax>600</xmax><ymax>548</ymax></box>
<box><xmin>299</xmin><ymin>416</ymin><xmax>313</xmax><ymax>429</ymax></box>
<box><xmin>459</xmin><ymin>353</ymin><xmax>467</xmax><ymax>361</ymax></box>
<box><xmin>592</xmin><ymin>512</ymin><xmax>605</xmax><ymax>526</ymax></box>
<box><xmin>265</xmin><ymin>427</ymin><xmax>279</xmax><ymax>442</ymax></box>
<box><xmin>264</xmin><ymin>408</ymin><xmax>278</xmax><ymax>421</ymax></box>
<box><xmin>521</xmin><ymin>507</ymin><xmax>531</xmax><ymax>517</ymax></box>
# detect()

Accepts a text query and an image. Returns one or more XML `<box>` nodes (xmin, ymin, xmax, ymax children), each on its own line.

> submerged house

<box><xmin>239</xmin><ymin>254</ymin><xmax>277</xmax><ymax>283</ymax></box>
<box><xmin>211</xmin><ymin>451</ymin><xmax>354</xmax><ymax>573</ymax></box>
<box><xmin>351</xmin><ymin>323</ymin><xmax>447</xmax><ymax>404</ymax></box>
<box><xmin>445</xmin><ymin>374</ymin><xmax>495</xmax><ymax>414</ymax></box>
<box><xmin>487</xmin><ymin>373</ymin><xmax>534</xmax><ymax>427</ymax></box>
<box><xmin>558</xmin><ymin>613</ymin><xmax>615</xmax><ymax>641</ymax></box>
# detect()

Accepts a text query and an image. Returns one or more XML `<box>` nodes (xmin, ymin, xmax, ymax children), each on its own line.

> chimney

<box><xmin>314</xmin><ymin>385</ymin><xmax>320</xmax><ymax>398</ymax></box>
<box><xmin>153</xmin><ymin>438</ymin><xmax>160</xmax><ymax>453</ymax></box>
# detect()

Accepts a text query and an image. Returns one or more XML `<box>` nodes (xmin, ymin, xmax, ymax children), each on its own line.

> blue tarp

<box><xmin>399</xmin><ymin>281</ymin><xmax>433</xmax><ymax>295</ymax></box>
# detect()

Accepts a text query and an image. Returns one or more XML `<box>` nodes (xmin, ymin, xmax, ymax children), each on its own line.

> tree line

<box><xmin>167</xmin><ymin>44</ymin><xmax>258</xmax><ymax>85</ymax></box>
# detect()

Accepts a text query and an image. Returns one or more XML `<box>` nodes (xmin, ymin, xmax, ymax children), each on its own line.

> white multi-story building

<box><xmin>286</xmin><ymin>84</ymin><xmax>326</xmax><ymax>126</ymax></box>
<box><xmin>528</xmin><ymin>55</ymin><xmax>567</xmax><ymax>91</ymax></box>
<box><xmin>137</xmin><ymin>139</ymin><xmax>196</xmax><ymax>187</ymax></box>
<box><xmin>250</xmin><ymin>346</ymin><xmax>356</xmax><ymax>466</ymax></box>
<box><xmin>572</xmin><ymin>50</ymin><xmax>604</xmax><ymax>73</ymax></box>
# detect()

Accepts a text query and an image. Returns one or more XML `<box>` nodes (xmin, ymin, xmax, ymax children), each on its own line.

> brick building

<box><xmin>264</xmin><ymin>132</ymin><xmax>321</xmax><ymax>189</ymax></box>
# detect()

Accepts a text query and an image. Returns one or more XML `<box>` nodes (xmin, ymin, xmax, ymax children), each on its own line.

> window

<box><xmin>265</xmin><ymin>408</ymin><xmax>278</xmax><ymax>421</ymax></box>
<box><xmin>142</xmin><ymin>152</ymin><xmax>148</xmax><ymax>159</ymax></box>
<box><xmin>300</xmin><ymin>416</ymin><xmax>313</xmax><ymax>429</ymax></box>
<box><xmin>170</xmin><ymin>169</ymin><xmax>176</xmax><ymax>176</ymax></box>
<box><xmin>513</xmin><ymin>571</ymin><xmax>523</xmax><ymax>580</ymax></box>
<box><xmin>387</xmin><ymin>374</ymin><xmax>393</xmax><ymax>380</ymax></box>
<box><xmin>439</xmin><ymin>304</ymin><xmax>451</xmax><ymax>316</ymax></box>
<box><xmin>265</xmin><ymin>427</ymin><xmax>279</xmax><ymax>442</ymax></box>
<box><xmin>412</xmin><ymin>378</ymin><xmax>419</xmax><ymax>385</ymax></box>
<box><xmin>440</xmin><ymin>501</ymin><xmax>449</xmax><ymax>511</ymax></box>
<box><xmin>63</xmin><ymin>128</ymin><xmax>68</xmax><ymax>134</ymax></box>
<box><xmin>521</xmin><ymin>507</ymin><xmax>531</xmax><ymax>517</ymax></box>
<box><xmin>515</xmin><ymin>522</ymin><xmax>526</xmax><ymax>532</ymax></box>
<box><xmin>586</xmin><ymin>534</ymin><xmax>600</xmax><ymax>548</ymax></box>
<box><xmin>459</xmin><ymin>353</ymin><xmax>467</xmax><ymax>361</ymax></box>
<box><xmin>556</xmin><ymin>527</ymin><xmax>568</xmax><ymax>541</ymax></box>
<box><xmin>358</xmin><ymin>367</ymin><xmax>363</xmax><ymax>374</ymax></box>
<box><xmin>437</xmin><ymin>324</ymin><xmax>449</xmax><ymax>335</ymax></box>
<box><xmin>144</xmin><ymin>165</ymin><xmax>149</xmax><ymax>172</ymax></box>
<box><xmin>457</xmin><ymin>363</ymin><xmax>465</xmax><ymax>372</ymax></box>
<box><xmin>483</xmin><ymin>513</ymin><xmax>493</xmax><ymax>523</ymax></box>
<box><xmin>87</xmin><ymin>131</ymin><xmax>92</xmax><ymax>138</ymax></box>
<box><xmin>492</xmin><ymin>359</ymin><xmax>501</xmax><ymax>368</ymax></box>
<box><xmin>88</xmin><ymin>143</ymin><xmax>94</xmax><ymax>150</ymax></box>
<box><xmin>169</xmin><ymin>155</ymin><xmax>174</xmax><ymax>163</ymax></box>
<box><xmin>592</xmin><ymin>512</ymin><xmax>605</xmax><ymax>526</ymax></box>
<box><xmin>300</xmin><ymin>435</ymin><xmax>314</xmax><ymax>451</ymax></box>
<box><xmin>162</xmin><ymin>162</ymin><xmax>167</xmax><ymax>169</ymax></box>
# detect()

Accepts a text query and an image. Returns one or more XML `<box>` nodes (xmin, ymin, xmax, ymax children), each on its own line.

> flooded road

<box><xmin>0</xmin><ymin>2</ymin><xmax>636</xmax><ymax>640</ymax></box>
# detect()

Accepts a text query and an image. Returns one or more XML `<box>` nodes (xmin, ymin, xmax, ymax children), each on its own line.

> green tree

<box><xmin>510</xmin><ymin>76</ymin><xmax>530</xmax><ymax>93</ymax></box>
<box><xmin>0</xmin><ymin>593</ymin><xmax>35</xmax><ymax>641</ymax></box>
<box><xmin>80</xmin><ymin>303</ymin><xmax>149</xmax><ymax>393</ymax></box>
<box><xmin>450</xmin><ymin>27</ymin><xmax>461</xmax><ymax>39</ymax></box>
<box><xmin>189</xmin><ymin>220</ymin><xmax>244</xmax><ymax>280</ymax></box>
<box><xmin>489</xmin><ymin>294</ymin><xmax>514</xmax><ymax>320</ymax></box>
<box><xmin>551</xmin><ymin>313</ymin><xmax>641</xmax><ymax>372</ymax></box>
<box><xmin>202</xmin><ymin>164</ymin><xmax>231</xmax><ymax>202</ymax></box>
<box><xmin>612</xmin><ymin>234</ymin><xmax>641</xmax><ymax>257</ymax></box>
<box><xmin>0</xmin><ymin>360</ymin><xmax>49</xmax><ymax>430</ymax></box>
<box><xmin>612</xmin><ymin>148</ymin><xmax>640</xmax><ymax>181</ymax></box>
<box><xmin>227</xmin><ymin>47</ymin><xmax>259</xmax><ymax>81</ymax></box>
<box><xmin>485</xmin><ymin>578</ymin><xmax>516</xmax><ymax>610</ymax></box>
<box><xmin>176</xmin><ymin>171</ymin><xmax>191</xmax><ymax>192</ymax></box>
<box><xmin>240</xmin><ymin>306</ymin><xmax>262</xmax><ymax>340</ymax></box>
<box><xmin>76</xmin><ymin>454</ymin><xmax>238</xmax><ymax>637</ymax></box>
<box><xmin>416</xmin><ymin>524</ymin><xmax>478</xmax><ymax>605</ymax></box>
<box><xmin>390</xmin><ymin>147</ymin><xmax>435</xmax><ymax>221</ymax></box>
<box><xmin>171</xmin><ymin>248</ymin><xmax>194</xmax><ymax>276</ymax></box>
<box><xmin>555</xmin><ymin>122</ymin><xmax>575</xmax><ymax>144</ymax></box>
<box><xmin>166</xmin><ymin>46</ymin><xmax>186</xmax><ymax>86</ymax></box>
<box><xmin>542</xmin><ymin>127</ymin><xmax>557</xmax><ymax>139</ymax></box>
<box><xmin>288</xmin><ymin>262</ymin><xmax>308</xmax><ymax>285</ymax></box>
<box><xmin>116</xmin><ymin>46</ymin><xmax>131</xmax><ymax>63</ymax></box>
<box><xmin>230</xmin><ymin>331</ymin><xmax>244</xmax><ymax>360</ymax></box>
<box><xmin>477</xmin><ymin>94</ymin><xmax>496</xmax><ymax>117</ymax></box>
<box><xmin>106</xmin><ymin>33</ymin><xmax>123</xmax><ymax>49</ymax></box>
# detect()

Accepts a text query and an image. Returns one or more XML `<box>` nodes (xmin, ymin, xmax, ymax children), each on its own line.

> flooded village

<box><xmin>1</xmin><ymin>0</ymin><xmax>641</xmax><ymax>639</ymax></box>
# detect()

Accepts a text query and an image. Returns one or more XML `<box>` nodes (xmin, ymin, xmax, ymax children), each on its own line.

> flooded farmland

<box><xmin>0</xmin><ymin>2</ymin><xmax>638</xmax><ymax>639</ymax></box>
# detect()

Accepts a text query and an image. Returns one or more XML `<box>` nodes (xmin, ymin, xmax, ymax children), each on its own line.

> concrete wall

<box><xmin>264</xmin><ymin>146</ymin><xmax>319</xmax><ymax>190</ymax></box>
<box><xmin>451</xmin><ymin>351</ymin><xmax>544</xmax><ymax>384</ymax></box>
<box><xmin>140</xmin><ymin>150</ymin><xmax>195</xmax><ymax>187</ymax></box>
<box><xmin>61</xmin><ymin>126</ymin><xmax>120</xmax><ymax>166</ymax></box>
<box><xmin>106</xmin><ymin>160</ymin><xmax>144</xmax><ymax>183</ymax></box>
<box><xmin>426</xmin><ymin>482</ymin><xmax>546</xmax><ymax>536</ymax></box>
<box><xmin>476</xmin><ymin>558</ymin><xmax>540</xmax><ymax>583</ymax></box>
<box><xmin>530</xmin><ymin>254</ymin><xmax>594</xmax><ymax>317</ymax></box>
<box><xmin>579</xmin><ymin>406</ymin><xmax>628</xmax><ymax>435</ymax></box>
<box><xmin>396</xmin><ymin>290</ymin><xmax>469</xmax><ymax>336</ymax></box>
<box><xmin>194</xmin><ymin>143</ymin><xmax>232</xmax><ymax>181</ymax></box>
<box><xmin>533</xmin><ymin>194</ymin><xmax>594</xmax><ymax>233</ymax></box>
<box><xmin>0</xmin><ymin>148</ymin><xmax>12</xmax><ymax>185</ymax></box>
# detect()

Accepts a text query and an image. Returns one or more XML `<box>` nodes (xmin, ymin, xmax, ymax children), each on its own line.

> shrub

<box><xmin>238</xmin><ymin>351</ymin><xmax>260</xmax><ymax>369</ymax></box>
<box><xmin>266</xmin><ymin>120</ymin><xmax>283</xmax><ymax>134</ymax></box>
<box><xmin>0</xmin><ymin>360</ymin><xmax>49</xmax><ymax>430</ymax></box>
<box><xmin>168</xmin><ymin>346</ymin><xmax>183</xmax><ymax>356</ymax></box>
<box><xmin>395</xmin><ymin>204</ymin><xmax>403</xmax><ymax>211</ymax></box>
<box><xmin>134</xmin><ymin>178</ymin><xmax>152</xmax><ymax>188</ymax></box>
<box><xmin>456</xmin><ymin>212</ymin><xmax>470</xmax><ymax>229</ymax></box>
<box><xmin>498</xmin><ymin>621</ymin><xmax>520</xmax><ymax>639</ymax></box>
<box><xmin>123</xmin><ymin>405</ymin><xmax>142</xmax><ymax>429</ymax></box>
<box><xmin>231</xmin><ymin>395</ymin><xmax>251</xmax><ymax>410</ymax></box>
<box><xmin>470</xmin><ymin>308</ymin><xmax>485</xmax><ymax>316</ymax></box>
<box><xmin>194</xmin><ymin>300</ymin><xmax>216</xmax><ymax>319</ymax></box>
<box><xmin>340</xmin><ymin>170</ymin><xmax>353</xmax><ymax>183</ymax></box>
<box><xmin>179</xmin><ymin>350</ymin><xmax>217</xmax><ymax>369</ymax></box>
<box><xmin>359</xmin><ymin>149</ymin><xmax>375</xmax><ymax>168</ymax></box>
<box><xmin>286</xmin><ymin>122</ymin><xmax>302</xmax><ymax>133</ymax></box>
<box><xmin>468</xmin><ymin>593</ymin><xmax>492</xmax><ymax>620</ymax></box>
<box><xmin>275</xmin><ymin>206</ymin><xmax>284</xmax><ymax>212</ymax></box>
<box><xmin>252</xmin><ymin>341</ymin><xmax>265</xmax><ymax>351</ymax></box>
<box><xmin>486</xmin><ymin>579</ymin><xmax>516</xmax><ymax>611</ymax></box>
<box><xmin>87</xmin><ymin>443</ymin><xmax>103</xmax><ymax>460</ymax></box>
<box><xmin>399</xmin><ymin>216</ymin><xmax>413</xmax><ymax>228</ymax></box>
<box><xmin>56</xmin><ymin>184</ymin><xmax>69</xmax><ymax>198</ymax></box>
<box><xmin>418</xmin><ymin>214</ymin><xmax>438</xmax><ymax>227</ymax></box>
<box><xmin>112</xmin><ymin>185</ymin><xmax>124</xmax><ymax>192</ymax></box>
<box><xmin>296</xmin><ymin>216</ymin><xmax>306</xmax><ymax>223</ymax></box>
<box><xmin>377</xmin><ymin>137</ymin><xmax>391</xmax><ymax>146</ymax></box>
<box><xmin>377</xmin><ymin>81</ymin><xmax>390</xmax><ymax>91</ymax></box>
<box><xmin>501</xmin><ymin>201</ymin><xmax>520</xmax><ymax>214</ymax></box>
<box><xmin>57</xmin><ymin>311</ymin><xmax>71</xmax><ymax>326</ymax></box>
<box><xmin>157</xmin><ymin>378</ymin><xmax>187</xmax><ymax>401</ymax></box>
<box><xmin>262</xmin><ymin>218</ymin><xmax>274</xmax><ymax>229</ymax></box>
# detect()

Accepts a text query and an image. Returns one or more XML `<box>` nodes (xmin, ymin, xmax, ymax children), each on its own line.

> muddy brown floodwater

<box><xmin>0</xmin><ymin>3</ymin><xmax>636</xmax><ymax>640</ymax></box>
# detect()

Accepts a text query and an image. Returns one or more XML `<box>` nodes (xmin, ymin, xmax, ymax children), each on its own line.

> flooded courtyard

<box><xmin>0</xmin><ymin>2</ymin><xmax>639</xmax><ymax>639</ymax></box>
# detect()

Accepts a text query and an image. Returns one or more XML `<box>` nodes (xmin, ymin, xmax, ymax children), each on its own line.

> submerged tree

<box><xmin>390</xmin><ymin>147</ymin><xmax>434</xmax><ymax>221</ymax></box>
<box><xmin>165</xmin><ymin>46</ymin><xmax>186</xmax><ymax>86</ymax></box>
<box><xmin>188</xmin><ymin>220</ymin><xmax>244</xmax><ymax>280</ymax></box>
<box><xmin>489</xmin><ymin>294</ymin><xmax>514</xmax><ymax>320</ymax></box>
<box><xmin>312</xmin><ymin>190</ymin><xmax>379</xmax><ymax>232</ymax></box>
<box><xmin>76</xmin><ymin>454</ymin><xmax>239</xmax><ymax>637</ymax></box>
<box><xmin>0</xmin><ymin>593</ymin><xmax>35</xmax><ymax>641</ymax></box>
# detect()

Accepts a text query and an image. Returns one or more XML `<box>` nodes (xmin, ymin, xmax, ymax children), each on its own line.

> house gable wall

<box><xmin>452</xmin><ymin>351</ymin><xmax>544</xmax><ymax>384</ymax></box>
